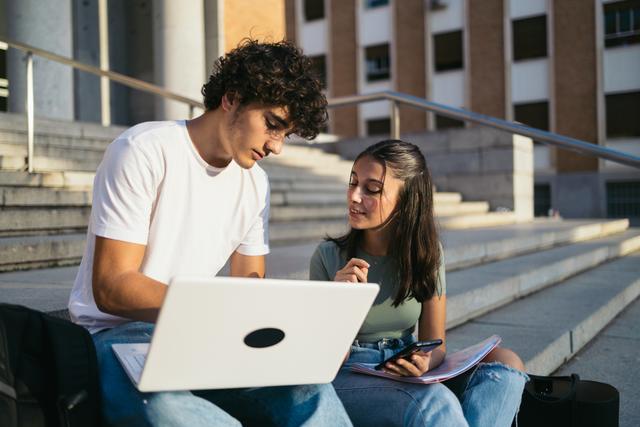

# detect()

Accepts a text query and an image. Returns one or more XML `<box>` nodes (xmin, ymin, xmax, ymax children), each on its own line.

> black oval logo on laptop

<box><xmin>244</xmin><ymin>328</ymin><xmax>285</xmax><ymax>348</ymax></box>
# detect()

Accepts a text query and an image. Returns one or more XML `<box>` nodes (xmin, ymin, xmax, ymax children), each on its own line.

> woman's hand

<box><xmin>334</xmin><ymin>258</ymin><xmax>370</xmax><ymax>283</ymax></box>
<box><xmin>383</xmin><ymin>351</ymin><xmax>432</xmax><ymax>377</ymax></box>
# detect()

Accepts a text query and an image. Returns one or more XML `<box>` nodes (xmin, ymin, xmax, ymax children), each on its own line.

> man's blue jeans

<box><xmin>334</xmin><ymin>336</ymin><xmax>529</xmax><ymax>427</ymax></box>
<box><xmin>92</xmin><ymin>322</ymin><xmax>352</xmax><ymax>426</ymax></box>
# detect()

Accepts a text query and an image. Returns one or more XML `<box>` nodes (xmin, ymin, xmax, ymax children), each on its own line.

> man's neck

<box><xmin>186</xmin><ymin>110</ymin><xmax>232</xmax><ymax>168</ymax></box>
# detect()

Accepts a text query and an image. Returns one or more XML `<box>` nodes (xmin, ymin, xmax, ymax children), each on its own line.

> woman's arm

<box><xmin>382</xmin><ymin>295</ymin><xmax>447</xmax><ymax>376</ymax></box>
<box><xmin>417</xmin><ymin>295</ymin><xmax>447</xmax><ymax>370</ymax></box>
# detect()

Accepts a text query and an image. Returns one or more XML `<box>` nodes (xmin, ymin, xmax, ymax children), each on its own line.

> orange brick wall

<box><xmin>553</xmin><ymin>0</ymin><xmax>599</xmax><ymax>172</ymax></box>
<box><xmin>224</xmin><ymin>0</ymin><xmax>286</xmax><ymax>52</ymax></box>
<box><xmin>329</xmin><ymin>0</ymin><xmax>358</xmax><ymax>138</ymax></box>
<box><xmin>394</xmin><ymin>0</ymin><xmax>427</xmax><ymax>132</ymax></box>
<box><xmin>468</xmin><ymin>0</ymin><xmax>507</xmax><ymax>119</ymax></box>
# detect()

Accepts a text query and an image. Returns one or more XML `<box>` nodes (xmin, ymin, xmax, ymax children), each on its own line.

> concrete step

<box><xmin>446</xmin><ymin>250</ymin><xmax>640</xmax><ymax>375</ymax></box>
<box><xmin>0</xmin><ymin>170</ymin><xmax>95</xmax><ymax>188</ymax></box>
<box><xmin>442</xmin><ymin>218</ymin><xmax>630</xmax><ymax>269</ymax></box>
<box><xmin>261</xmin><ymin>219</ymin><xmax>632</xmax><ymax>280</ymax></box>
<box><xmin>0</xmin><ymin>155</ymin><xmax>101</xmax><ymax>173</ymax></box>
<box><xmin>269</xmin><ymin>219</ymin><xmax>348</xmax><ymax>244</ymax></box>
<box><xmin>0</xmin><ymin>233</ymin><xmax>86</xmax><ymax>272</ymax></box>
<box><xmin>554</xmin><ymin>296</ymin><xmax>640</xmax><ymax>426</ymax></box>
<box><xmin>0</xmin><ymin>207</ymin><xmax>90</xmax><ymax>235</ymax></box>
<box><xmin>0</xmin><ymin>186</ymin><xmax>93</xmax><ymax>207</ymax></box>
<box><xmin>445</xmin><ymin>229</ymin><xmax>640</xmax><ymax>328</ymax></box>
<box><xmin>0</xmin><ymin>141</ymin><xmax>105</xmax><ymax>162</ymax></box>
<box><xmin>437</xmin><ymin>211</ymin><xmax>519</xmax><ymax>229</ymax></box>
<box><xmin>270</xmin><ymin>205</ymin><xmax>346</xmax><ymax>222</ymax></box>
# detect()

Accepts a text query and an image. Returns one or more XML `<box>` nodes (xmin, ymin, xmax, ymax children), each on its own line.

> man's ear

<box><xmin>221</xmin><ymin>92</ymin><xmax>236</xmax><ymax>111</ymax></box>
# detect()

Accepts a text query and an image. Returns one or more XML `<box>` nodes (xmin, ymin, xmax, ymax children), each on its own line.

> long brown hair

<box><xmin>327</xmin><ymin>140</ymin><xmax>441</xmax><ymax>306</ymax></box>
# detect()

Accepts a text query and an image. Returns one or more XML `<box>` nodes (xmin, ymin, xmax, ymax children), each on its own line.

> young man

<box><xmin>68</xmin><ymin>40</ymin><xmax>351</xmax><ymax>426</ymax></box>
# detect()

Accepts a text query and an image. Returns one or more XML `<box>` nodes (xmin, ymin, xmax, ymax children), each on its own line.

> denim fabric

<box><xmin>92</xmin><ymin>321</ymin><xmax>352</xmax><ymax>427</ymax></box>
<box><xmin>334</xmin><ymin>335</ymin><xmax>528</xmax><ymax>427</ymax></box>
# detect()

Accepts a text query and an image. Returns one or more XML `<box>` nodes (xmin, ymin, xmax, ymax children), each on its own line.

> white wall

<box><xmin>601</xmin><ymin>139</ymin><xmax>640</xmax><ymax>171</ymax></box>
<box><xmin>432</xmin><ymin>70</ymin><xmax>465</xmax><ymax>106</ymax></box>
<box><xmin>429</xmin><ymin>0</ymin><xmax>464</xmax><ymax>34</ymax></box>
<box><xmin>357</xmin><ymin>1</ymin><xmax>393</xmax><ymax>134</ymax></box>
<box><xmin>359</xmin><ymin>3</ymin><xmax>391</xmax><ymax>46</ymax></box>
<box><xmin>511</xmin><ymin>58</ymin><xmax>549</xmax><ymax>103</ymax></box>
<box><xmin>603</xmin><ymin>45</ymin><xmax>640</xmax><ymax>94</ymax></box>
<box><xmin>510</xmin><ymin>0</ymin><xmax>546</xmax><ymax>19</ymax></box>
<box><xmin>299</xmin><ymin>20</ymin><xmax>327</xmax><ymax>56</ymax></box>
<box><xmin>296</xmin><ymin>0</ymin><xmax>327</xmax><ymax>56</ymax></box>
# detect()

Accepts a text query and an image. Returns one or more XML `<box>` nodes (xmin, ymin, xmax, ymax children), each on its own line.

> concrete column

<box><xmin>393</xmin><ymin>0</ymin><xmax>427</xmax><ymax>133</ymax></box>
<box><xmin>552</xmin><ymin>0</ymin><xmax>599</xmax><ymax>173</ymax></box>
<box><xmin>468</xmin><ymin>0</ymin><xmax>508</xmax><ymax>119</ymax></box>
<box><xmin>6</xmin><ymin>0</ymin><xmax>74</xmax><ymax>120</ymax></box>
<box><xmin>329</xmin><ymin>0</ymin><xmax>358</xmax><ymax>138</ymax></box>
<box><xmin>72</xmin><ymin>0</ymin><xmax>101</xmax><ymax>123</ymax></box>
<box><xmin>153</xmin><ymin>0</ymin><xmax>205</xmax><ymax>120</ymax></box>
<box><xmin>204</xmin><ymin>0</ymin><xmax>224</xmax><ymax>74</ymax></box>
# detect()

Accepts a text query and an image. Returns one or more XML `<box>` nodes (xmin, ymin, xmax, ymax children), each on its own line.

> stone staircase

<box><xmin>0</xmin><ymin>112</ymin><xmax>521</xmax><ymax>271</ymax></box>
<box><xmin>0</xmin><ymin>113</ymin><xmax>638</xmax><ymax>422</ymax></box>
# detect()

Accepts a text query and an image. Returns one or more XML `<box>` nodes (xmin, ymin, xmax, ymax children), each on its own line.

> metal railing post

<box><xmin>391</xmin><ymin>101</ymin><xmax>400</xmax><ymax>140</ymax></box>
<box><xmin>25</xmin><ymin>51</ymin><xmax>35</xmax><ymax>174</ymax></box>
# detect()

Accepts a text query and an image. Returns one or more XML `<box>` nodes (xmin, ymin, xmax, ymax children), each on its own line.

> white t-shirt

<box><xmin>68</xmin><ymin>120</ymin><xmax>270</xmax><ymax>333</ymax></box>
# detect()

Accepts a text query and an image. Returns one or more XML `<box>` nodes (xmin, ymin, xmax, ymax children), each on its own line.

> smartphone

<box><xmin>374</xmin><ymin>339</ymin><xmax>443</xmax><ymax>370</ymax></box>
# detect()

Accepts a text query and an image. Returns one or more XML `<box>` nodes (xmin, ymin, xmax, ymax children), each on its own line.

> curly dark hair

<box><xmin>202</xmin><ymin>39</ymin><xmax>327</xmax><ymax>140</ymax></box>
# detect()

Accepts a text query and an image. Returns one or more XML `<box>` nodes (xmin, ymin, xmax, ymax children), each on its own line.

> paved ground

<box><xmin>555</xmin><ymin>296</ymin><xmax>640</xmax><ymax>427</ymax></box>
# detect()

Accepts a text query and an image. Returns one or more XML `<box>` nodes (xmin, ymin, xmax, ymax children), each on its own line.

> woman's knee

<box><xmin>483</xmin><ymin>347</ymin><xmax>526</xmax><ymax>372</ymax></box>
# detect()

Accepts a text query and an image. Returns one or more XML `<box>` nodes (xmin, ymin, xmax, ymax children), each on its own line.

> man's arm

<box><xmin>229</xmin><ymin>251</ymin><xmax>265</xmax><ymax>278</ymax></box>
<box><xmin>92</xmin><ymin>236</ymin><xmax>167</xmax><ymax>323</ymax></box>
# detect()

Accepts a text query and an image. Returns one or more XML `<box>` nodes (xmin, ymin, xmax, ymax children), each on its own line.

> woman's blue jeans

<box><xmin>92</xmin><ymin>321</ymin><xmax>352</xmax><ymax>427</ymax></box>
<box><xmin>334</xmin><ymin>335</ymin><xmax>529</xmax><ymax>427</ymax></box>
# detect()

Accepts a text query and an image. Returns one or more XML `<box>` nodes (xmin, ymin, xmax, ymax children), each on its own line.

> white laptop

<box><xmin>112</xmin><ymin>276</ymin><xmax>379</xmax><ymax>392</ymax></box>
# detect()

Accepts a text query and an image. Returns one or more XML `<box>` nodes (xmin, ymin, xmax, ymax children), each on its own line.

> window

<box><xmin>604</xmin><ymin>0</ymin><xmax>640</xmax><ymax>47</ymax></box>
<box><xmin>606</xmin><ymin>92</ymin><xmax>640</xmax><ymax>138</ymax></box>
<box><xmin>514</xmin><ymin>102</ymin><xmax>549</xmax><ymax>131</ymax></box>
<box><xmin>433</xmin><ymin>31</ymin><xmax>463</xmax><ymax>72</ymax></box>
<box><xmin>534</xmin><ymin>184</ymin><xmax>552</xmax><ymax>217</ymax></box>
<box><xmin>365</xmin><ymin>0</ymin><xmax>389</xmax><ymax>8</ymax></box>
<box><xmin>366</xmin><ymin>118</ymin><xmax>391</xmax><ymax>136</ymax></box>
<box><xmin>435</xmin><ymin>115</ymin><xmax>465</xmax><ymax>130</ymax></box>
<box><xmin>512</xmin><ymin>15</ymin><xmax>547</xmax><ymax>61</ymax></box>
<box><xmin>304</xmin><ymin>0</ymin><xmax>324</xmax><ymax>21</ymax></box>
<box><xmin>607</xmin><ymin>181</ymin><xmax>640</xmax><ymax>219</ymax></box>
<box><xmin>365</xmin><ymin>44</ymin><xmax>390</xmax><ymax>82</ymax></box>
<box><xmin>309</xmin><ymin>55</ymin><xmax>327</xmax><ymax>89</ymax></box>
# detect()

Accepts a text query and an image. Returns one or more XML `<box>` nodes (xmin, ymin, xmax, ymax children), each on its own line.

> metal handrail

<box><xmin>327</xmin><ymin>91</ymin><xmax>640</xmax><ymax>169</ymax></box>
<box><xmin>3</xmin><ymin>37</ymin><xmax>639</xmax><ymax>170</ymax></box>
<box><xmin>1</xmin><ymin>37</ymin><xmax>204</xmax><ymax>172</ymax></box>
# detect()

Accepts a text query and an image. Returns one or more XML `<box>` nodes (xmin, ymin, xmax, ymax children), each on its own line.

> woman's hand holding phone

<box><xmin>383</xmin><ymin>351</ymin><xmax>433</xmax><ymax>377</ymax></box>
<box><xmin>335</xmin><ymin>258</ymin><xmax>370</xmax><ymax>283</ymax></box>
<box><xmin>376</xmin><ymin>339</ymin><xmax>443</xmax><ymax>377</ymax></box>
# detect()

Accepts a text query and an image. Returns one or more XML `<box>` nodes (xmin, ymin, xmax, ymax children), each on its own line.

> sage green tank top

<box><xmin>309</xmin><ymin>241</ymin><xmax>446</xmax><ymax>342</ymax></box>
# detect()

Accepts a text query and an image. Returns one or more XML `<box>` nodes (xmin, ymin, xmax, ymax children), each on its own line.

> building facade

<box><xmin>287</xmin><ymin>0</ymin><xmax>639</xmax><ymax>220</ymax></box>
<box><xmin>0</xmin><ymin>0</ymin><xmax>286</xmax><ymax>125</ymax></box>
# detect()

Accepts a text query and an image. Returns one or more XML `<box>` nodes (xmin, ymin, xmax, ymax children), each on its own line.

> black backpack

<box><xmin>0</xmin><ymin>304</ymin><xmax>101</xmax><ymax>427</ymax></box>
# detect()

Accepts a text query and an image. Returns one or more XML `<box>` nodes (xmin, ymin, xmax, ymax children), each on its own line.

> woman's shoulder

<box><xmin>313</xmin><ymin>240</ymin><xmax>344</xmax><ymax>261</ymax></box>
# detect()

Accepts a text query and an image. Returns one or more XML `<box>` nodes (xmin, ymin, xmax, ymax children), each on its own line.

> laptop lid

<box><xmin>136</xmin><ymin>276</ymin><xmax>379</xmax><ymax>392</ymax></box>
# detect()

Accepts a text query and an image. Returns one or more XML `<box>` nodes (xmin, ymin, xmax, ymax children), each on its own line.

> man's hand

<box><xmin>383</xmin><ymin>351</ymin><xmax>432</xmax><ymax>377</ymax></box>
<box><xmin>334</xmin><ymin>258</ymin><xmax>370</xmax><ymax>283</ymax></box>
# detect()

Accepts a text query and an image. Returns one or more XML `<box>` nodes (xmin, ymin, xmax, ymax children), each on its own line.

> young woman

<box><xmin>310</xmin><ymin>140</ymin><xmax>529</xmax><ymax>427</ymax></box>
